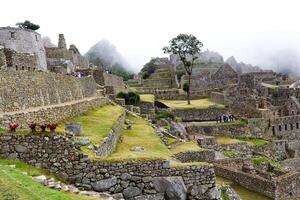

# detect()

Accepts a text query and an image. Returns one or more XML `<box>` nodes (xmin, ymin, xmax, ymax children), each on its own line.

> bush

<box><xmin>141</xmin><ymin>59</ymin><xmax>156</xmax><ymax>79</ymax></box>
<box><xmin>155</xmin><ymin>112</ymin><xmax>175</xmax><ymax>120</ymax></box>
<box><xmin>116</xmin><ymin>92</ymin><xmax>140</xmax><ymax>105</ymax></box>
<box><xmin>183</xmin><ymin>82</ymin><xmax>189</xmax><ymax>93</ymax></box>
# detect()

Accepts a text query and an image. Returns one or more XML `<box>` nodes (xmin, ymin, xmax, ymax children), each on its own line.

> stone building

<box><xmin>46</xmin><ymin>34</ymin><xmax>89</xmax><ymax>73</ymax></box>
<box><xmin>0</xmin><ymin>27</ymin><xmax>47</xmax><ymax>70</ymax></box>
<box><xmin>0</xmin><ymin>46</ymin><xmax>38</xmax><ymax>70</ymax></box>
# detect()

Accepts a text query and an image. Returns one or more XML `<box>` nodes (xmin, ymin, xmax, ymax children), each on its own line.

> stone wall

<box><xmin>214</xmin><ymin>163</ymin><xmax>275</xmax><ymax>198</ymax></box>
<box><xmin>0</xmin><ymin>96</ymin><xmax>108</xmax><ymax>127</ymax></box>
<box><xmin>185</xmin><ymin>123</ymin><xmax>250</xmax><ymax>137</ymax></box>
<box><xmin>0</xmin><ymin>47</ymin><xmax>38</xmax><ymax>71</ymax></box>
<box><xmin>139</xmin><ymin>102</ymin><xmax>155</xmax><ymax>115</ymax></box>
<box><xmin>171</xmin><ymin>108</ymin><xmax>227</xmax><ymax>122</ymax></box>
<box><xmin>0</xmin><ymin>70</ymin><xmax>98</xmax><ymax>113</ymax></box>
<box><xmin>96</xmin><ymin>111</ymin><xmax>126</xmax><ymax>157</ymax></box>
<box><xmin>93</xmin><ymin>69</ymin><xmax>125</xmax><ymax>94</ymax></box>
<box><xmin>210</xmin><ymin>92</ymin><xmax>226</xmax><ymax>105</ymax></box>
<box><xmin>174</xmin><ymin>149</ymin><xmax>215</xmax><ymax>163</ymax></box>
<box><xmin>0</xmin><ymin>134</ymin><xmax>218</xmax><ymax>200</ymax></box>
<box><xmin>0</xmin><ymin>27</ymin><xmax>47</xmax><ymax>70</ymax></box>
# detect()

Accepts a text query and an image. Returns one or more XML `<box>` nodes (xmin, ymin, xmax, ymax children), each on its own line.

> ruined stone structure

<box><xmin>182</xmin><ymin>63</ymin><xmax>238</xmax><ymax>93</ymax></box>
<box><xmin>46</xmin><ymin>34</ymin><xmax>89</xmax><ymax>73</ymax></box>
<box><xmin>0</xmin><ymin>27</ymin><xmax>47</xmax><ymax>70</ymax></box>
<box><xmin>142</xmin><ymin>57</ymin><xmax>179</xmax><ymax>89</ymax></box>
<box><xmin>0</xmin><ymin>46</ymin><xmax>38</xmax><ymax>71</ymax></box>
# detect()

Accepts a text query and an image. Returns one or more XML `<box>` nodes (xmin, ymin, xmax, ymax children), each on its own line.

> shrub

<box><xmin>155</xmin><ymin>112</ymin><xmax>175</xmax><ymax>120</ymax></box>
<box><xmin>28</xmin><ymin>123</ymin><xmax>37</xmax><ymax>133</ymax></box>
<box><xmin>9</xmin><ymin>123</ymin><xmax>19</xmax><ymax>132</ymax></box>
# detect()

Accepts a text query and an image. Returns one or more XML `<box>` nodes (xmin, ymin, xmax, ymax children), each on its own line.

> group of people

<box><xmin>216</xmin><ymin>114</ymin><xmax>236</xmax><ymax>123</ymax></box>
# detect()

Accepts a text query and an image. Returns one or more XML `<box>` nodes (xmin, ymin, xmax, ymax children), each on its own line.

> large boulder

<box><xmin>169</xmin><ymin>122</ymin><xmax>187</xmax><ymax>139</ymax></box>
<box><xmin>65</xmin><ymin>122</ymin><xmax>82</xmax><ymax>136</ymax></box>
<box><xmin>91</xmin><ymin>176</ymin><xmax>117</xmax><ymax>192</ymax></box>
<box><xmin>123</xmin><ymin>187</ymin><xmax>142</xmax><ymax>199</ymax></box>
<box><xmin>153</xmin><ymin>176</ymin><xmax>187</xmax><ymax>200</ymax></box>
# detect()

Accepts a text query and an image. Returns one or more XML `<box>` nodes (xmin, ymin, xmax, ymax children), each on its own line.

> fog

<box><xmin>1</xmin><ymin>0</ymin><xmax>300</xmax><ymax>74</ymax></box>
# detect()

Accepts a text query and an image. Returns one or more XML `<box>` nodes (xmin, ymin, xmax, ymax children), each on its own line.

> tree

<box><xmin>141</xmin><ymin>58</ymin><xmax>156</xmax><ymax>79</ymax></box>
<box><xmin>163</xmin><ymin>34</ymin><xmax>203</xmax><ymax>104</ymax></box>
<box><xmin>16</xmin><ymin>20</ymin><xmax>40</xmax><ymax>31</ymax></box>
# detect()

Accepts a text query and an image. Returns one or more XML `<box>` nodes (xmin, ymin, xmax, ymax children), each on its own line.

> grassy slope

<box><xmin>105</xmin><ymin>114</ymin><xmax>171</xmax><ymax>161</ymax></box>
<box><xmin>0</xmin><ymin>161</ymin><xmax>102</xmax><ymax>200</ymax></box>
<box><xmin>158</xmin><ymin>98</ymin><xmax>225</xmax><ymax>110</ymax></box>
<box><xmin>170</xmin><ymin>141</ymin><xmax>202</xmax><ymax>154</ymax></box>
<box><xmin>57</xmin><ymin>105</ymin><xmax>124</xmax><ymax>144</ymax></box>
<box><xmin>139</xmin><ymin>94</ymin><xmax>155</xmax><ymax>103</ymax></box>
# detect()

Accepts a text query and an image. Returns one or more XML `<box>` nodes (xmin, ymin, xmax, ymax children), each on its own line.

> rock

<box><xmin>65</xmin><ymin>122</ymin><xmax>82</xmax><ymax>136</ymax></box>
<box><xmin>120</xmin><ymin>173</ymin><xmax>132</xmax><ymax>180</ymax></box>
<box><xmin>130</xmin><ymin>146</ymin><xmax>145</xmax><ymax>152</ymax></box>
<box><xmin>75</xmin><ymin>137</ymin><xmax>90</xmax><ymax>146</ymax></box>
<box><xmin>91</xmin><ymin>176</ymin><xmax>117</xmax><ymax>192</ymax></box>
<box><xmin>169</xmin><ymin>122</ymin><xmax>187</xmax><ymax>139</ymax></box>
<box><xmin>153</xmin><ymin>176</ymin><xmax>187</xmax><ymax>200</ymax></box>
<box><xmin>14</xmin><ymin>144</ymin><xmax>27</xmax><ymax>153</ymax></box>
<box><xmin>123</xmin><ymin>187</ymin><xmax>142</xmax><ymax>199</ymax></box>
<box><xmin>206</xmin><ymin>186</ymin><xmax>221</xmax><ymax>200</ymax></box>
<box><xmin>112</xmin><ymin>193</ymin><xmax>124</xmax><ymax>200</ymax></box>
<box><xmin>33</xmin><ymin>175</ymin><xmax>47</xmax><ymax>184</ymax></box>
<box><xmin>134</xmin><ymin>194</ymin><xmax>165</xmax><ymax>200</ymax></box>
<box><xmin>157</xmin><ymin>119</ymin><xmax>170</xmax><ymax>127</ymax></box>
<box><xmin>126</xmin><ymin>125</ymin><xmax>132</xmax><ymax>130</ymax></box>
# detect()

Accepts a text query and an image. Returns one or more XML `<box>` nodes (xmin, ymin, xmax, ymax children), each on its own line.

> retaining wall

<box><xmin>174</xmin><ymin>150</ymin><xmax>215</xmax><ymax>163</ymax></box>
<box><xmin>0</xmin><ymin>134</ymin><xmax>218</xmax><ymax>200</ymax></box>
<box><xmin>96</xmin><ymin>111</ymin><xmax>126</xmax><ymax>157</ymax></box>
<box><xmin>171</xmin><ymin>108</ymin><xmax>227</xmax><ymax>122</ymax></box>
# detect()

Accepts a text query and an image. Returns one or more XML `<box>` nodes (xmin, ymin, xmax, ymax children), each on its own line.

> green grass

<box><xmin>216</xmin><ymin>136</ymin><xmax>244</xmax><ymax>145</ymax></box>
<box><xmin>252</xmin><ymin>156</ymin><xmax>280</xmax><ymax>168</ymax></box>
<box><xmin>170</xmin><ymin>161</ymin><xmax>209</xmax><ymax>168</ymax></box>
<box><xmin>86</xmin><ymin>114</ymin><xmax>172</xmax><ymax>162</ymax></box>
<box><xmin>139</xmin><ymin>94</ymin><xmax>155</xmax><ymax>103</ymax></box>
<box><xmin>170</xmin><ymin>141</ymin><xmax>202</xmax><ymax>154</ymax></box>
<box><xmin>238</xmin><ymin>137</ymin><xmax>269</xmax><ymax>146</ymax></box>
<box><xmin>222</xmin><ymin>150</ymin><xmax>241</xmax><ymax>158</ymax></box>
<box><xmin>57</xmin><ymin>105</ymin><xmax>124</xmax><ymax>144</ymax></box>
<box><xmin>193</xmin><ymin>121</ymin><xmax>246</xmax><ymax>127</ymax></box>
<box><xmin>221</xmin><ymin>187</ymin><xmax>233</xmax><ymax>200</ymax></box>
<box><xmin>157</xmin><ymin>98</ymin><xmax>225</xmax><ymax>110</ymax></box>
<box><xmin>0</xmin><ymin>160</ymin><xmax>101</xmax><ymax>200</ymax></box>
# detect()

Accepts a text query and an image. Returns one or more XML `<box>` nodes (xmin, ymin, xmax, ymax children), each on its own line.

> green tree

<box><xmin>141</xmin><ymin>58</ymin><xmax>156</xmax><ymax>79</ymax></box>
<box><xmin>16</xmin><ymin>20</ymin><xmax>40</xmax><ymax>31</ymax></box>
<box><xmin>163</xmin><ymin>34</ymin><xmax>203</xmax><ymax>104</ymax></box>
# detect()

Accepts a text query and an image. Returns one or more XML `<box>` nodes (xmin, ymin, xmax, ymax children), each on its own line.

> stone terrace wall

<box><xmin>139</xmin><ymin>102</ymin><xmax>155</xmax><ymax>115</ymax></box>
<box><xmin>93</xmin><ymin>69</ymin><xmax>125</xmax><ymax>94</ymax></box>
<box><xmin>96</xmin><ymin>111</ymin><xmax>126</xmax><ymax>157</ymax></box>
<box><xmin>174</xmin><ymin>150</ymin><xmax>215</xmax><ymax>163</ymax></box>
<box><xmin>276</xmin><ymin>171</ymin><xmax>300</xmax><ymax>199</ymax></box>
<box><xmin>0</xmin><ymin>134</ymin><xmax>218</xmax><ymax>200</ymax></box>
<box><xmin>171</xmin><ymin>108</ymin><xmax>227</xmax><ymax>122</ymax></box>
<box><xmin>0</xmin><ymin>97</ymin><xmax>108</xmax><ymax>127</ymax></box>
<box><xmin>185</xmin><ymin>123</ymin><xmax>250</xmax><ymax>137</ymax></box>
<box><xmin>214</xmin><ymin>163</ymin><xmax>276</xmax><ymax>198</ymax></box>
<box><xmin>0</xmin><ymin>70</ymin><xmax>98</xmax><ymax>113</ymax></box>
<box><xmin>210</xmin><ymin>92</ymin><xmax>226</xmax><ymax>105</ymax></box>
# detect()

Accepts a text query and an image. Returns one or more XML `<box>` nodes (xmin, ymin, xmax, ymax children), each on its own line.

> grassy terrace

<box><xmin>216</xmin><ymin>136</ymin><xmax>269</xmax><ymax>146</ymax></box>
<box><xmin>170</xmin><ymin>141</ymin><xmax>202</xmax><ymax>154</ymax></box>
<box><xmin>87</xmin><ymin>114</ymin><xmax>171</xmax><ymax>161</ymax></box>
<box><xmin>139</xmin><ymin>94</ymin><xmax>155</xmax><ymax>103</ymax></box>
<box><xmin>57</xmin><ymin>105</ymin><xmax>124</xmax><ymax>144</ymax></box>
<box><xmin>158</xmin><ymin>98</ymin><xmax>225</xmax><ymax>110</ymax></box>
<box><xmin>0</xmin><ymin>159</ymin><xmax>102</xmax><ymax>200</ymax></box>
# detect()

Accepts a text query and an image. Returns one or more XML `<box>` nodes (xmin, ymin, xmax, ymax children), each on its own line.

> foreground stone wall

<box><xmin>0</xmin><ymin>70</ymin><xmax>97</xmax><ymax>113</ymax></box>
<box><xmin>96</xmin><ymin>111</ymin><xmax>126</xmax><ymax>157</ymax></box>
<box><xmin>174</xmin><ymin>150</ymin><xmax>215</xmax><ymax>163</ymax></box>
<box><xmin>0</xmin><ymin>134</ymin><xmax>218</xmax><ymax>200</ymax></box>
<box><xmin>0</xmin><ymin>96</ymin><xmax>108</xmax><ymax>127</ymax></box>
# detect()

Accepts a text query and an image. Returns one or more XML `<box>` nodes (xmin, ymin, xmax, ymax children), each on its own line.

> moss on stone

<box><xmin>139</xmin><ymin>94</ymin><xmax>155</xmax><ymax>103</ymax></box>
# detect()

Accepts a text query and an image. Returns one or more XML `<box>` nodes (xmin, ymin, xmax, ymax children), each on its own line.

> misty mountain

<box><xmin>225</xmin><ymin>56</ymin><xmax>262</xmax><ymax>74</ymax></box>
<box><xmin>85</xmin><ymin>39</ymin><xmax>131</xmax><ymax>70</ymax></box>
<box><xmin>85</xmin><ymin>39</ymin><xmax>134</xmax><ymax>80</ymax></box>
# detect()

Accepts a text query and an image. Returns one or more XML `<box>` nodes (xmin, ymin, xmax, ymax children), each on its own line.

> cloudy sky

<box><xmin>1</xmin><ymin>0</ymin><xmax>300</xmax><ymax>72</ymax></box>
